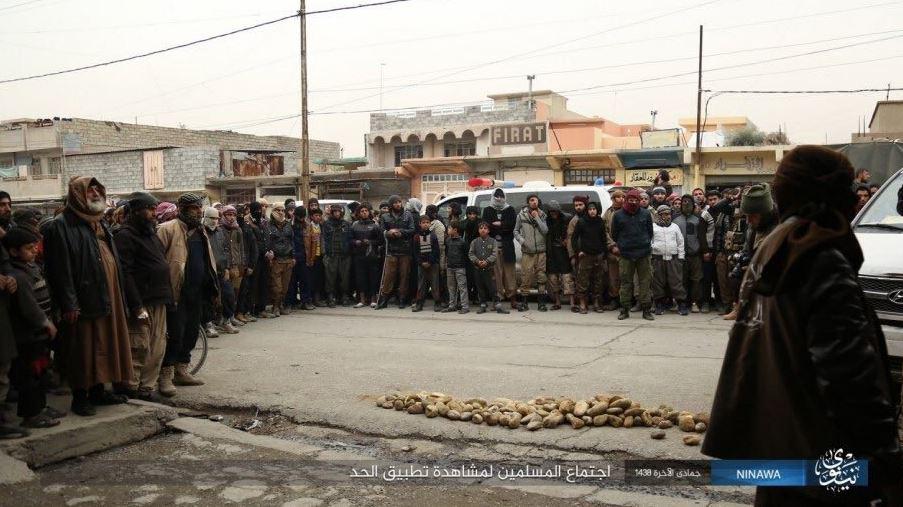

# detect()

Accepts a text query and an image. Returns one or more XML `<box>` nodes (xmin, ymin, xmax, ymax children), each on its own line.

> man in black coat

<box><xmin>481</xmin><ymin>188</ymin><xmax>518</xmax><ymax>310</ymax></box>
<box><xmin>611</xmin><ymin>189</ymin><xmax>654</xmax><ymax>321</ymax></box>
<box><xmin>376</xmin><ymin>195</ymin><xmax>415</xmax><ymax>309</ymax></box>
<box><xmin>112</xmin><ymin>192</ymin><xmax>173</xmax><ymax>401</ymax></box>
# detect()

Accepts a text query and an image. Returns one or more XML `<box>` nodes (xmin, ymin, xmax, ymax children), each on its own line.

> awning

<box><xmin>617</xmin><ymin>148</ymin><xmax>684</xmax><ymax>169</ymax></box>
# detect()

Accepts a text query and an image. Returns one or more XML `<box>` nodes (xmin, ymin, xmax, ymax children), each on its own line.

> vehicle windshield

<box><xmin>855</xmin><ymin>171</ymin><xmax>903</xmax><ymax>231</ymax></box>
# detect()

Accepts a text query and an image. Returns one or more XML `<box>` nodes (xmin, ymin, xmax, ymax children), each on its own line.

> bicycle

<box><xmin>188</xmin><ymin>325</ymin><xmax>208</xmax><ymax>375</ymax></box>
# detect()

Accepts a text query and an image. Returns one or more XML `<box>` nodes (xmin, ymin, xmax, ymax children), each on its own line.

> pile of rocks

<box><xmin>376</xmin><ymin>391</ymin><xmax>708</xmax><ymax>446</ymax></box>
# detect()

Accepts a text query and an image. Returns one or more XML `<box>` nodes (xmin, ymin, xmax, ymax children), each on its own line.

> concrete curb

<box><xmin>166</xmin><ymin>417</ymin><xmax>323</xmax><ymax>456</ymax></box>
<box><xmin>0</xmin><ymin>450</ymin><xmax>36</xmax><ymax>484</ymax></box>
<box><xmin>0</xmin><ymin>401</ymin><xmax>178</xmax><ymax>468</ymax></box>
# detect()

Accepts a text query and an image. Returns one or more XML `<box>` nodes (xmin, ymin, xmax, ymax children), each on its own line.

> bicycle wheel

<box><xmin>189</xmin><ymin>325</ymin><xmax>208</xmax><ymax>375</ymax></box>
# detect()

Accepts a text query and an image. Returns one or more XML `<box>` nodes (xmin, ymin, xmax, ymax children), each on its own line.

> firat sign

<box><xmin>491</xmin><ymin>123</ymin><xmax>547</xmax><ymax>146</ymax></box>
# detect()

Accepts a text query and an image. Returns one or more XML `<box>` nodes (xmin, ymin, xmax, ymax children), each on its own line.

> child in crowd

<box><xmin>304</xmin><ymin>208</ymin><xmax>325</xmax><ymax>306</ymax></box>
<box><xmin>412</xmin><ymin>215</ymin><xmax>441</xmax><ymax>312</ymax></box>
<box><xmin>443</xmin><ymin>222</ymin><xmax>469</xmax><ymax>314</ymax></box>
<box><xmin>468</xmin><ymin>221</ymin><xmax>510</xmax><ymax>315</ymax></box>
<box><xmin>651</xmin><ymin>206</ymin><xmax>687</xmax><ymax>316</ymax></box>
<box><xmin>4</xmin><ymin>228</ymin><xmax>60</xmax><ymax>429</ymax></box>
<box><xmin>571</xmin><ymin>202</ymin><xmax>608</xmax><ymax>314</ymax></box>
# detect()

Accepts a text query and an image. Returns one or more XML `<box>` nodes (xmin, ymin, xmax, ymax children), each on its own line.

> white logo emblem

<box><xmin>815</xmin><ymin>448</ymin><xmax>861</xmax><ymax>492</ymax></box>
<box><xmin>888</xmin><ymin>289</ymin><xmax>903</xmax><ymax>306</ymax></box>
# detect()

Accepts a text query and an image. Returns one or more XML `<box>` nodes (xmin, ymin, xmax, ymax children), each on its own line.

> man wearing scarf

<box><xmin>376</xmin><ymin>195</ymin><xmax>415</xmax><ymax>309</ymax></box>
<box><xmin>602</xmin><ymin>190</ymin><xmax>625</xmax><ymax>311</ymax></box>
<box><xmin>703</xmin><ymin>146</ymin><xmax>902</xmax><ymax>506</ymax></box>
<box><xmin>42</xmin><ymin>177</ymin><xmax>132</xmax><ymax>415</ymax></box>
<box><xmin>610</xmin><ymin>189</ymin><xmax>654</xmax><ymax>320</ymax></box>
<box><xmin>234</xmin><ymin>203</ymin><xmax>259</xmax><ymax>322</ymax></box>
<box><xmin>156</xmin><ymin>193</ymin><xmax>217</xmax><ymax>394</ymax></box>
<box><xmin>481</xmin><ymin>189</ymin><xmax>518</xmax><ymax>310</ymax></box>
<box><xmin>247</xmin><ymin>201</ymin><xmax>270</xmax><ymax>318</ymax></box>
<box><xmin>219</xmin><ymin>205</ymin><xmax>247</xmax><ymax>326</ymax></box>
<box><xmin>112</xmin><ymin>192</ymin><xmax>173</xmax><ymax>400</ymax></box>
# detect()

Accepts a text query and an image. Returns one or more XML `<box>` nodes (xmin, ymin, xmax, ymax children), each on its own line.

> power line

<box><xmin>0</xmin><ymin>0</ymin><xmax>46</xmax><ymax>12</ymax></box>
<box><xmin>704</xmin><ymin>87</ymin><xmax>903</xmax><ymax>94</ymax></box>
<box><xmin>0</xmin><ymin>0</ymin><xmax>415</xmax><ymax>85</ymax></box>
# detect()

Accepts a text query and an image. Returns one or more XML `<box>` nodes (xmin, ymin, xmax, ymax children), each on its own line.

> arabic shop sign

<box><xmin>625</xmin><ymin>168</ymin><xmax>683</xmax><ymax>187</ymax></box>
<box><xmin>491</xmin><ymin>123</ymin><xmax>547</xmax><ymax>146</ymax></box>
<box><xmin>703</xmin><ymin>155</ymin><xmax>772</xmax><ymax>174</ymax></box>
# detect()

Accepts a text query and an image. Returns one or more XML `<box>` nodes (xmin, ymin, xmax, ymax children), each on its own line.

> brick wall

<box><xmin>59</xmin><ymin>118</ymin><xmax>340</xmax><ymax>160</ymax></box>
<box><xmin>370</xmin><ymin>103</ymin><xmax>534</xmax><ymax>132</ymax></box>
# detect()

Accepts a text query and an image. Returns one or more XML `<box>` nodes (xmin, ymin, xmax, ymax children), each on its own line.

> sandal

<box><xmin>0</xmin><ymin>425</ymin><xmax>30</xmax><ymax>439</ymax></box>
<box><xmin>21</xmin><ymin>414</ymin><xmax>61</xmax><ymax>429</ymax></box>
<box><xmin>90</xmin><ymin>391</ymin><xmax>128</xmax><ymax>406</ymax></box>
<box><xmin>550</xmin><ymin>304</ymin><xmax>561</xmax><ymax>311</ymax></box>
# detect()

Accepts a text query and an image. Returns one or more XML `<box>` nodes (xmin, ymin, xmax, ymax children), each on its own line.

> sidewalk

<box><xmin>0</xmin><ymin>394</ymin><xmax>178</xmax><ymax>484</ymax></box>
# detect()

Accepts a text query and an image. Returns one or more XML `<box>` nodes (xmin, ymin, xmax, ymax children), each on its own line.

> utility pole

<box><xmin>650</xmin><ymin>110</ymin><xmax>658</xmax><ymax>130</ymax></box>
<box><xmin>693</xmin><ymin>25</ymin><xmax>703</xmax><ymax>189</ymax></box>
<box><xmin>888</xmin><ymin>82</ymin><xmax>892</xmax><ymax>100</ymax></box>
<box><xmin>527</xmin><ymin>75</ymin><xmax>535</xmax><ymax>110</ymax></box>
<box><xmin>299</xmin><ymin>0</ymin><xmax>311</xmax><ymax>203</ymax></box>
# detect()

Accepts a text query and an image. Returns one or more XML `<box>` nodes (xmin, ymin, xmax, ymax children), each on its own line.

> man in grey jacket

<box><xmin>514</xmin><ymin>194</ymin><xmax>548</xmax><ymax>311</ymax></box>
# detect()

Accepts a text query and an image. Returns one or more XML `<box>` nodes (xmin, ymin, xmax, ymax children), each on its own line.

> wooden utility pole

<box><xmin>693</xmin><ymin>25</ymin><xmax>703</xmax><ymax>189</ymax></box>
<box><xmin>299</xmin><ymin>0</ymin><xmax>311</xmax><ymax>203</ymax></box>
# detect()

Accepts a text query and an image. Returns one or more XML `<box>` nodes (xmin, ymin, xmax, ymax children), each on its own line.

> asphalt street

<box><xmin>175</xmin><ymin>305</ymin><xmax>734</xmax><ymax>461</ymax></box>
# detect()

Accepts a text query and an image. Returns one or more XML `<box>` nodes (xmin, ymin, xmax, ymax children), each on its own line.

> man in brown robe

<box><xmin>42</xmin><ymin>177</ymin><xmax>132</xmax><ymax>416</ymax></box>
<box><xmin>703</xmin><ymin>146</ymin><xmax>902</xmax><ymax>506</ymax></box>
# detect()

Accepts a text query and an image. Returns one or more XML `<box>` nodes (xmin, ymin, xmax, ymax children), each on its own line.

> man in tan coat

<box><xmin>156</xmin><ymin>193</ymin><xmax>218</xmax><ymax>395</ymax></box>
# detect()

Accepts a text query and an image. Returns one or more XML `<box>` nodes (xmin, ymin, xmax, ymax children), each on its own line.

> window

<box><xmin>421</xmin><ymin>173</ymin><xmax>466</xmax><ymax>183</ymax></box>
<box><xmin>443</xmin><ymin>141</ymin><xmax>476</xmax><ymax>157</ymax></box>
<box><xmin>564</xmin><ymin>169</ymin><xmax>615</xmax><ymax>185</ymax></box>
<box><xmin>224</xmin><ymin>188</ymin><xmax>256</xmax><ymax>205</ymax></box>
<box><xmin>29</xmin><ymin>157</ymin><xmax>43</xmax><ymax>177</ymax></box>
<box><xmin>394</xmin><ymin>144</ymin><xmax>423</xmax><ymax>166</ymax></box>
<box><xmin>48</xmin><ymin>157</ymin><xmax>62</xmax><ymax>175</ymax></box>
<box><xmin>143</xmin><ymin>150</ymin><xmax>165</xmax><ymax>190</ymax></box>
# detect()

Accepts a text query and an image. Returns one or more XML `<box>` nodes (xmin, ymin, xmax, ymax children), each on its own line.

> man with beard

<box><xmin>544</xmin><ymin>201</ymin><xmax>573</xmax><ymax>311</ymax></box>
<box><xmin>42</xmin><ymin>177</ymin><xmax>132</xmax><ymax>415</ymax></box>
<box><xmin>565</xmin><ymin>195</ymin><xmax>589</xmax><ymax>313</ymax></box>
<box><xmin>602</xmin><ymin>190</ymin><xmax>625</xmax><ymax>310</ymax></box>
<box><xmin>112</xmin><ymin>192</ymin><xmax>173</xmax><ymax>400</ymax></box>
<box><xmin>611</xmin><ymin>189</ymin><xmax>655</xmax><ymax>321</ymax></box>
<box><xmin>704</xmin><ymin>146</ymin><xmax>903</xmax><ymax>505</ymax></box>
<box><xmin>514</xmin><ymin>194</ymin><xmax>548</xmax><ymax>311</ymax></box>
<box><xmin>320</xmin><ymin>204</ymin><xmax>352</xmax><ymax>308</ymax></box>
<box><xmin>376</xmin><ymin>195</ymin><xmax>415</xmax><ymax>309</ymax></box>
<box><xmin>265</xmin><ymin>203</ymin><xmax>295</xmax><ymax>316</ymax></box>
<box><xmin>481</xmin><ymin>189</ymin><xmax>518</xmax><ymax>310</ymax></box>
<box><xmin>650</xmin><ymin>186</ymin><xmax>668</xmax><ymax>209</ymax></box>
<box><xmin>156</xmin><ymin>193</ymin><xmax>217</xmax><ymax>394</ymax></box>
<box><xmin>674</xmin><ymin>195</ymin><xmax>708</xmax><ymax>315</ymax></box>
<box><xmin>306</xmin><ymin>198</ymin><xmax>320</xmax><ymax>215</ymax></box>
<box><xmin>203</xmin><ymin>208</ymin><xmax>238</xmax><ymax>334</ymax></box>
<box><xmin>855</xmin><ymin>185</ymin><xmax>871</xmax><ymax>213</ymax></box>
<box><xmin>285</xmin><ymin>206</ymin><xmax>313</xmax><ymax>311</ymax></box>
<box><xmin>722</xmin><ymin>185</ymin><xmax>777</xmax><ymax>321</ymax></box>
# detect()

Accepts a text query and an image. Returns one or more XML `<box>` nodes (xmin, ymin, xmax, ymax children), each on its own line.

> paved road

<box><xmin>175</xmin><ymin>306</ymin><xmax>733</xmax><ymax>461</ymax></box>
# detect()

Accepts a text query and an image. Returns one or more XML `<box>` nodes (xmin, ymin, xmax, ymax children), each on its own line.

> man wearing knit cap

<box><xmin>112</xmin><ymin>191</ymin><xmax>173</xmax><ymax>400</ymax></box>
<box><xmin>376</xmin><ymin>195</ymin><xmax>415</xmax><ymax>309</ymax></box>
<box><xmin>674</xmin><ymin>194</ymin><xmax>708</xmax><ymax>314</ymax></box>
<box><xmin>650</xmin><ymin>186</ymin><xmax>668</xmax><ymax>208</ymax></box>
<box><xmin>156</xmin><ymin>192</ymin><xmax>218</xmax><ymax>394</ymax></box>
<box><xmin>610</xmin><ymin>189</ymin><xmax>655</xmax><ymax>320</ymax></box>
<box><xmin>514</xmin><ymin>193</ymin><xmax>548</xmax><ymax>311</ymax></box>
<box><xmin>42</xmin><ymin>177</ymin><xmax>133</xmax><ymax>415</ymax></box>
<box><xmin>722</xmin><ymin>184</ymin><xmax>777</xmax><ymax>320</ymax></box>
<box><xmin>602</xmin><ymin>189</ymin><xmax>625</xmax><ymax>310</ymax></box>
<box><xmin>704</xmin><ymin>146</ymin><xmax>903</xmax><ymax>504</ymax></box>
<box><xmin>219</xmin><ymin>205</ymin><xmax>247</xmax><ymax>326</ymax></box>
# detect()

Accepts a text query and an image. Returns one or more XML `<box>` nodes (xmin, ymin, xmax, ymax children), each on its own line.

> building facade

<box><xmin>0</xmin><ymin>117</ymin><xmax>341</xmax><ymax>209</ymax></box>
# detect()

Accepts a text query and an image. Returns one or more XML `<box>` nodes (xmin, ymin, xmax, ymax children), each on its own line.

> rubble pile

<box><xmin>376</xmin><ymin>391</ymin><xmax>708</xmax><ymax>445</ymax></box>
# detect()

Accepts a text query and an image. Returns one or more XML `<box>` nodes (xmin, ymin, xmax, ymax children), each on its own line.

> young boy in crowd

<box><xmin>412</xmin><ymin>215</ymin><xmax>441</xmax><ymax>312</ymax></box>
<box><xmin>443</xmin><ymin>222</ymin><xmax>469</xmax><ymax>314</ymax></box>
<box><xmin>571</xmin><ymin>202</ymin><xmax>608</xmax><ymax>314</ymax></box>
<box><xmin>651</xmin><ymin>206</ymin><xmax>687</xmax><ymax>316</ymax></box>
<box><xmin>4</xmin><ymin>228</ymin><xmax>60</xmax><ymax>428</ymax></box>
<box><xmin>463</xmin><ymin>206</ymin><xmax>481</xmax><ymax>304</ymax></box>
<box><xmin>468</xmin><ymin>221</ymin><xmax>510</xmax><ymax>315</ymax></box>
<box><xmin>304</xmin><ymin>208</ymin><xmax>325</xmax><ymax>306</ymax></box>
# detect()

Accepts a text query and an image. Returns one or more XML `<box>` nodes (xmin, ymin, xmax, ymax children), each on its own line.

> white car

<box><xmin>852</xmin><ymin>167</ymin><xmax>903</xmax><ymax>382</ymax></box>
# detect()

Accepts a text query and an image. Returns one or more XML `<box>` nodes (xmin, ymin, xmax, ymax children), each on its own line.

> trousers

<box><xmin>380</xmin><ymin>255</ymin><xmax>411</xmax><ymax>299</ymax></box>
<box><xmin>474</xmin><ymin>267</ymin><xmax>498</xmax><ymax>305</ymax></box>
<box><xmin>651</xmin><ymin>256</ymin><xmax>687</xmax><ymax>301</ymax></box>
<box><xmin>269</xmin><ymin>258</ymin><xmax>294</xmax><ymax>309</ymax></box>
<box><xmin>126</xmin><ymin>303</ymin><xmax>167</xmax><ymax>391</ymax></box>
<box><xmin>619</xmin><ymin>256</ymin><xmax>652</xmax><ymax>307</ymax></box>
<box><xmin>165</xmin><ymin>293</ymin><xmax>201</xmax><ymax>367</ymax></box>
<box><xmin>683</xmin><ymin>254</ymin><xmax>704</xmax><ymax>305</ymax></box>
<box><xmin>446</xmin><ymin>267</ymin><xmax>469</xmax><ymax>310</ymax></box>
<box><xmin>416</xmin><ymin>263</ymin><xmax>441</xmax><ymax>302</ymax></box>
<box><xmin>323</xmin><ymin>255</ymin><xmax>351</xmax><ymax>300</ymax></box>
<box><xmin>494</xmin><ymin>261</ymin><xmax>516</xmax><ymax>299</ymax></box>
<box><xmin>576</xmin><ymin>253</ymin><xmax>608</xmax><ymax>299</ymax></box>
<box><xmin>519</xmin><ymin>253</ymin><xmax>547</xmax><ymax>295</ymax></box>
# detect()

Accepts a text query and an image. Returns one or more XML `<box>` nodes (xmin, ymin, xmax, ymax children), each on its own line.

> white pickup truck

<box><xmin>852</xmin><ymin>167</ymin><xmax>903</xmax><ymax>384</ymax></box>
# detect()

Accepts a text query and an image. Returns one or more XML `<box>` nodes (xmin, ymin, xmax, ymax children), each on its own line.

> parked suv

<box><xmin>853</xmin><ymin>167</ymin><xmax>903</xmax><ymax>384</ymax></box>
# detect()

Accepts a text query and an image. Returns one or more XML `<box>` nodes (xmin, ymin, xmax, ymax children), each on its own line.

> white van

<box><xmin>435</xmin><ymin>181</ymin><xmax>613</xmax><ymax>222</ymax></box>
<box><xmin>434</xmin><ymin>181</ymin><xmax>613</xmax><ymax>269</ymax></box>
<box><xmin>852</xmin><ymin>167</ymin><xmax>903</xmax><ymax>382</ymax></box>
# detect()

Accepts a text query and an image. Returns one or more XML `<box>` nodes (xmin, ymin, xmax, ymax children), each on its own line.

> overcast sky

<box><xmin>2</xmin><ymin>0</ymin><xmax>902</xmax><ymax>156</ymax></box>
